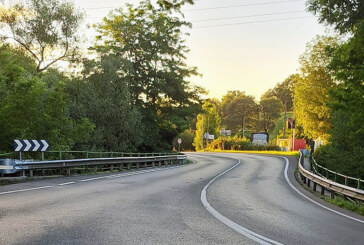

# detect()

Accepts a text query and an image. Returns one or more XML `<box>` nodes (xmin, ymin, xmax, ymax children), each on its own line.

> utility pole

<box><xmin>283</xmin><ymin>100</ymin><xmax>287</xmax><ymax>138</ymax></box>
<box><xmin>201</xmin><ymin>115</ymin><xmax>204</xmax><ymax>150</ymax></box>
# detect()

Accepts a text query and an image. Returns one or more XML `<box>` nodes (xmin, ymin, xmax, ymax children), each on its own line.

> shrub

<box><xmin>206</xmin><ymin>136</ymin><xmax>280</xmax><ymax>151</ymax></box>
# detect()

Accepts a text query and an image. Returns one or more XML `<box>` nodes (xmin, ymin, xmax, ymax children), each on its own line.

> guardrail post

<box><xmin>358</xmin><ymin>179</ymin><xmax>362</xmax><ymax>189</ymax></box>
<box><xmin>119</xmin><ymin>164</ymin><xmax>123</xmax><ymax>171</ymax></box>
<box><xmin>159</xmin><ymin>161</ymin><xmax>162</xmax><ymax>167</ymax></box>
<box><xmin>66</xmin><ymin>168</ymin><xmax>71</xmax><ymax>176</ymax></box>
<box><xmin>303</xmin><ymin>176</ymin><xmax>306</xmax><ymax>184</ymax></box>
<box><xmin>334</xmin><ymin>172</ymin><xmax>337</xmax><ymax>182</ymax></box>
<box><xmin>313</xmin><ymin>182</ymin><xmax>317</xmax><ymax>191</ymax></box>
<box><xmin>144</xmin><ymin>162</ymin><xmax>147</xmax><ymax>168</ymax></box>
<box><xmin>320</xmin><ymin>186</ymin><xmax>325</xmax><ymax>196</ymax></box>
<box><xmin>330</xmin><ymin>190</ymin><xmax>335</xmax><ymax>199</ymax></box>
<box><xmin>152</xmin><ymin>161</ymin><xmax>155</xmax><ymax>167</ymax></box>
<box><xmin>29</xmin><ymin>170</ymin><xmax>33</xmax><ymax>177</ymax></box>
<box><xmin>137</xmin><ymin>163</ymin><xmax>140</xmax><ymax>169</ymax></box>
<box><xmin>345</xmin><ymin>176</ymin><xmax>348</xmax><ymax>186</ymax></box>
<box><xmin>110</xmin><ymin>165</ymin><xmax>114</xmax><ymax>172</ymax></box>
<box><xmin>307</xmin><ymin>179</ymin><xmax>310</xmax><ymax>188</ymax></box>
<box><xmin>94</xmin><ymin>166</ymin><xmax>97</xmax><ymax>173</ymax></box>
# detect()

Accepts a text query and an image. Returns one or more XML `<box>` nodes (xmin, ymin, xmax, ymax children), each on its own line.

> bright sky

<box><xmin>73</xmin><ymin>0</ymin><xmax>326</xmax><ymax>100</ymax></box>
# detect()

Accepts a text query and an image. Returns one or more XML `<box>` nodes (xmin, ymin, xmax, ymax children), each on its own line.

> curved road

<box><xmin>0</xmin><ymin>153</ymin><xmax>363</xmax><ymax>244</ymax></box>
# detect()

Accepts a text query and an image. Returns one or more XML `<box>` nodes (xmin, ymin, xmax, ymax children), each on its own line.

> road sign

<box><xmin>177</xmin><ymin>138</ymin><xmax>182</xmax><ymax>144</ymax></box>
<box><xmin>220</xmin><ymin>130</ymin><xmax>231</xmax><ymax>136</ymax></box>
<box><xmin>288</xmin><ymin>118</ymin><xmax>295</xmax><ymax>129</ymax></box>
<box><xmin>204</xmin><ymin>133</ymin><xmax>215</xmax><ymax>140</ymax></box>
<box><xmin>14</xmin><ymin>140</ymin><xmax>49</xmax><ymax>152</ymax></box>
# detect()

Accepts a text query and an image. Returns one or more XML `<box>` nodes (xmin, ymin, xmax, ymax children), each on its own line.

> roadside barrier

<box><xmin>0</xmin><ymin>152</ymin><xmax>187</xmax><ymax>177</ymax></box>
<box><xmin>298</xmin><ymin>150</ymin><xmax>364</xmax><ymax>202</ymax></box>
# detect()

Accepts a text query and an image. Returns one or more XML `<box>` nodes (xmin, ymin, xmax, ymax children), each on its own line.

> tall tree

<box><xmin>307</xmin><ymin>0</ymin><xmax>363</xmax><ymax>34</ymax></box>
<box><xmin>93</xmin><ymin>0</ymin><xmax>202</xmax><ymax>150</ymax></box>
<box><xmin>193</xmin><ymin>101</ymin><xmax>221</xmax><ymax>151</ymax></box>
<box><xmin>0</xmin><ymin>45</ymin><xmax>93</xmax><ymax>151</ymax></box>
<box><xmin>67</xmin><ymin>55</ymin><xmax>143</xmax><ymax>152</ymax></box>
<box><xmin>294</xmin><ymin>35</ymin><xmax>338</xmax><ymax>142</ymax></box>
<box><xmin>307</xmin><ymin>0</ymin><xmax>364</xmax><ymax>177</ymax></box>
<box><xmin>262</xmin><ymin>74</ymin><xmax>298</xmax><ymax>138</ymax></box>
<box><xmin>221</xmin><ymin>91</ymin><xmax>258</xmax><ymax>138</ymax></box>
<box><xmin>259</xmin><ymin>97</ymin><xmax>283</xmax><ymax>133</ymax></box>
<box><xmin>0</xmin><ymin>0</ymin><xmax>84</xmax><ymax>73</ymax></box>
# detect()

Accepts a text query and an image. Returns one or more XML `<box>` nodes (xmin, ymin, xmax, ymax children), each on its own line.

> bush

<box><xmin>206</xmin><ymin>136</ymin><xmax>280</xmax><ymax>151</ymax></box>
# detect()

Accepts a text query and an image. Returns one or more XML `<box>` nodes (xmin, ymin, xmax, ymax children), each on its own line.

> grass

<box><xmin>325</xmin><ymin>196</ymin><xmax>364</xmax><ymax>216</ymax></box>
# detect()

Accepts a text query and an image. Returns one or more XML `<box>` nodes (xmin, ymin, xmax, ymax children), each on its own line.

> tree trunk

<box><xmin>242</xmin><ymin>116</ymin><xmax>246</xmax><ymax>138</ymax></box>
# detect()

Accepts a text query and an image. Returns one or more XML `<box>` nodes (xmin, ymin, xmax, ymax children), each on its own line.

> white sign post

<box><xmin>177</xmin><ymin>138</ymin><xmax>182</xmax><ymax>152</ymax></box>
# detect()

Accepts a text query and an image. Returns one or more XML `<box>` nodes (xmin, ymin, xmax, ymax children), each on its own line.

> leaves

<box><xmin>0</xmin><ymin>0</ymin><xmax>85</xmax><ymax>72</ymax></box>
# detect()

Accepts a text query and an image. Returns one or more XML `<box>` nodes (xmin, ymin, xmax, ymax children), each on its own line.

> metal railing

<box><xmin>311</xmin><ymin>156</ymin><xmax>363</xmax><ymax>190</ymax></box>
<box><xmin>298</xmin><ymin>150</ymin><xmax>364</xmax><ymax>201</ymax></box>
<box><xmin>0</xmin><ymin>151</ymin><xmax>187</xmax><ymax>176</ymax></box>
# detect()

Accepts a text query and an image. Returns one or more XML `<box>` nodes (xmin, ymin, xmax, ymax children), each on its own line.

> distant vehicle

<box><xmin>251</xmin><ymin>132</ymin><xmax>269</xmax><ymax>145</ymax></box>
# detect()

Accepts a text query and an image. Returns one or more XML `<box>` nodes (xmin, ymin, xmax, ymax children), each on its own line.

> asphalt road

<box><xmin>0</xmin><ymin>153</ymin><xmax>363</xmax><ymax>244</ymax></box>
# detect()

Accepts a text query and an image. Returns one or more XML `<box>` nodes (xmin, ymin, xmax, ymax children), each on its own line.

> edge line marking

<box><xmin>200</xmin><ymin>158</ymin><xmax>283</xmax><ymax>245</ymax></box>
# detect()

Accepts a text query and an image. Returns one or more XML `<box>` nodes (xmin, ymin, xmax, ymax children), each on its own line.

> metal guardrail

<box><xmin>298</xmin><ymin>150</ymin><xmax>364</xmax><ymax>201</ymax></box>
<box><xmin>0</xmin><ymin>153</ymin><xmax>187</xmax><ymax>176</ymax></box>
<box><xmin>310</xmin><ymin>156</ymin><xmax>363</xmax><ymax>189</ymax></box>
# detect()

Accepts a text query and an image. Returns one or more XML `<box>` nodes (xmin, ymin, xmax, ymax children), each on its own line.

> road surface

<box><xmin>0</xmin><ymin>153</ymin><xmax>363</xmax><ymax>244</ymax></box>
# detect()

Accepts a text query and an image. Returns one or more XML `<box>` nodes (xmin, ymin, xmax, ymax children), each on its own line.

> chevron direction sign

<box><xmin>13</xmin><ymin>140</ymin><xmax>49</xmax><ymax>152</ymax></box>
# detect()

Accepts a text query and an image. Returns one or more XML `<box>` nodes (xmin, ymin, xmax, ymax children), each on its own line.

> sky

<box><xmin>73</xmin><ymin>0</ymin><xmax>326</xmax><ymax>100</ymax></box>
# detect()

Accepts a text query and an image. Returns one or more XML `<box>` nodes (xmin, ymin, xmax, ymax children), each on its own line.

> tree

<box><xmin>67</xmin><ymin>55</ymin><xmax>143</xmax><ymax>152</ymax></box>
<box><xmin>262</xmin><ymin>74</ymin><xmax>298</xmax><ymax>138</ymax></box>
<box><xmin>259</xmin><ymin>97</ymin><xmax>283</xmax><ymax>133</ymax></box>
<box><xmin>0</xmin><ymin>0</ymin><xmax>84</xmax><ymax>73</ymax></box>
<box><xmin>0</xmin><ymin>45</ymin><xmax>93</xmax><ymax>151</ymax></box>
<box><xmin>307</xmin><ymin>0</ymin><xmax>364</xmax><ymax>177</ymax></box>
<box><xmin>93</xmin><ymin>0</ymin><xmax>203</xmax><ymax>150</ymax></box>
<box><xmin>221</xmin><ymin>91</ymin><xmax>258</xmax><ymax>138</ymax></box>
<box><xmin>193</xmin><ymin>101</ymin><xmax>221</xmax><ymax>151</ymax></box>
<box><xmin>293</xmin><ymin>35</ymin><xmax>338</xmax><ymax>142</ymax></box>
<box><xmin>307</xmin><ymin>0</ymin><xmax>363</xmax><ymax>34</ymax></box>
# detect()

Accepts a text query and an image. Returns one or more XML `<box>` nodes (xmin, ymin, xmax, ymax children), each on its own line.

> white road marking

<box><xmin>200</xmin><ymin>159</ymin><xmax>283</xmax><ymax>245</ymax></box>
<box><xmin>0</xmin><ymin>164</ymin><xmax>188</xmax><ymax>196</ymax></box>
<box><xmin>58</xmin><ymin>182</ymin><xmax>75</xmax><ymax>186</ymax></box>
<box><xmin>0</xmin><ymin>186</ymin><xmax>53</xmax><ymax>195</ymax></box>
<box><xmin>80</xmin><ymin>176</ymin><xmax>107</xmax><ymax>182</ymax></box>
<box><xmin>279</xmin><ymin>156</ymin><xmax>364</xmax><ymax>224</ymax></box>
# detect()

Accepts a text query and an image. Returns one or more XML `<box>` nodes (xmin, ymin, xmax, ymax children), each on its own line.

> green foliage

<box><xmin>293</xmin><ymin>35</ymin><xmax>338</xmax><ymax>142</ymax></box>
<box><xmin>0</xmin><ymin>45</ymin><xmax>93</xmax><ymax>151</ymax></box>
<box><xmin>0</xmin><ymin>0</ymin><xmax>85</xmax><ymax>72</ymax></box>
<box><xmin>307</xmin><ymin>1</ymin><xmax>364</xmax><ymax>178</ymax></box>
<box><xmin>220</xmin><ymin>90</ymin><xmax>258</xmax><ymax>137</ymax></box>
<box><xmin>67</xmin><ymin>55</ymin><xmax>143</xmax><ymax>152</ymax></box>
<box><xmin>206</xmin><ymin>136</ymin><xmax>280</xmax><ymax>151</ymax></box>
<box><xmin>193</xmin><ymin>101</ymin><xmax>221</xmax><ymax>151</ymax></box>
<box><xmin>258</xmin><ymin>97</ymin><xmax>283</xmax><ymax>133</ymax></box>
<box><xmin>326</xmin><ymin>196</ymin><xmax>364</xmax><ymax>216</ymax></box>
<box><xmin>262</xmin><ymin>74</ymin><xmax>297</xmax><ymax>111</ymax></box>
<box><xmin>307</xmin><ymin>0</ymin><xmax>363</xmax><ymax>34</ymax></box>
<box><xmin>93</xmin><ymin>0</ymin><xmax>203</xmax><ymax>151</ymax></box>
<box><xmin>173</xmin><ymin>129</ymin><xmax>195</xmax><ymax>151</ymax></box>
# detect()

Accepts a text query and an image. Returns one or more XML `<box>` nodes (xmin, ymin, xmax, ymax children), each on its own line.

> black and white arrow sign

<box><xmin>13</xmin><ymin>140</ymin><xmax>49</xmax><ymax>152</ymax></box>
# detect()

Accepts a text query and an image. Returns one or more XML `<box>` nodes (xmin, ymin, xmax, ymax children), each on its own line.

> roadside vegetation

<box><xmin>0</xmin><ymin>0</ymin><xmax>363</xmax><ymax>181</ymax></box>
